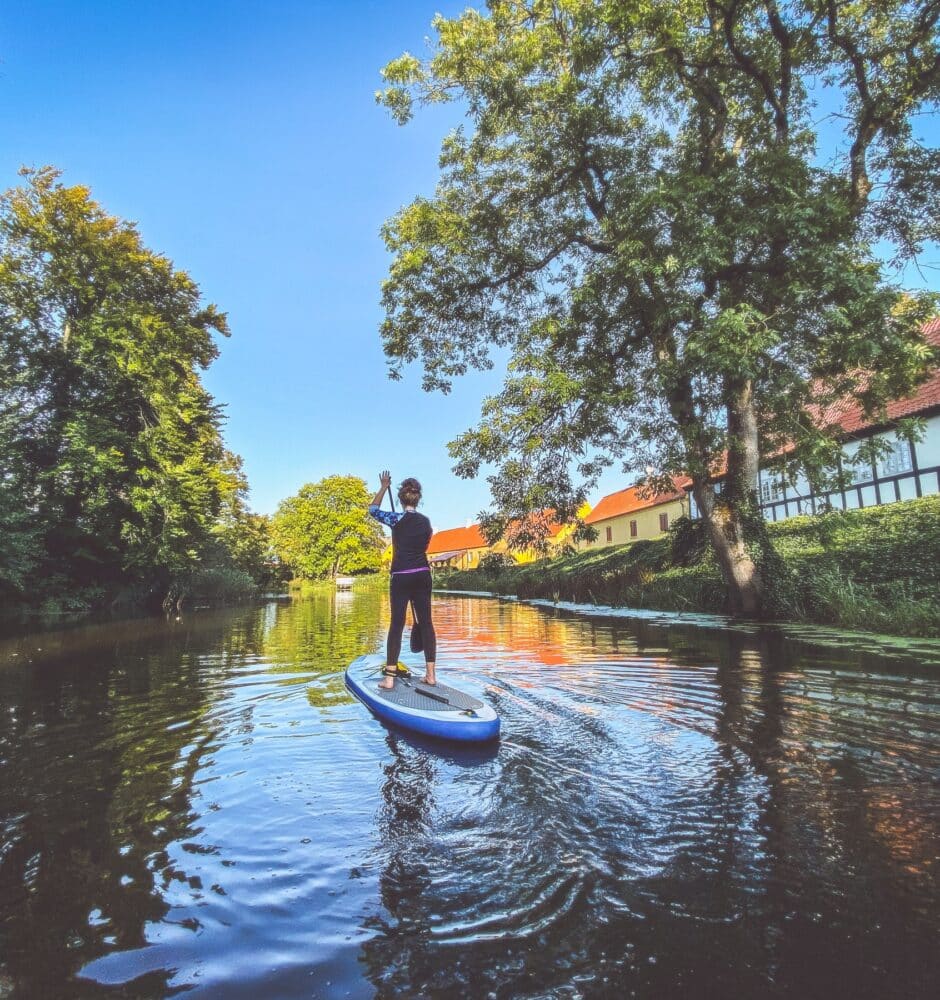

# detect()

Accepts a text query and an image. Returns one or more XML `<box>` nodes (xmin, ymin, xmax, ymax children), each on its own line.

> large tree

<box><xmin>377</xmin><ymin>0</ymin><xmax>939</xmax><ymax>614</ymax></box>
<box><xmin>0</xmin><ymin>167</ymin><xmax>239</xmax><ymax>606</ymax></box>
<box><xmin>271</xmin><ymin>476</ymin><xmax>384</xmax><ymax>580</ymax></box>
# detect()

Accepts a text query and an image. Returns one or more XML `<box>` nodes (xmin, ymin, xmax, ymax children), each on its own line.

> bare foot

<box><xmin>421</xmin><ymin>666</ymin><xmax>437</xmax><ymax>686</ymax></box>
<box><xmin>378</xmin><ymin>672</ymin><xmax>395</xmax><ymax>690</ymax></box>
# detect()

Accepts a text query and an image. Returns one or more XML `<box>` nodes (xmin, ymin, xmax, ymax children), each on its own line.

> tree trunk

<box><xmin>694</xmin><ymin>378</ymin><xmax>766</xmax><ymax>616</ymax></box>
<box><xmin>695</xmin><ymin>486</ymin><xmax>764</xmax><ymax>615</ymax></box>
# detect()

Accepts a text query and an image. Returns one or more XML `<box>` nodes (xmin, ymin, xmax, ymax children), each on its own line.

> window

<box><xmin>880</xmin><ymin>439</ymin><xmax>912</xmax><ymax>477</ymax></box>
<box><xmin>760</xmin><ymin>475</ymin><xmax>783</xmax><ymax>503</ymax></box>
<box><xmin>605</xmin><ymin>526</ymin><xmax>612</xmax><ymax>542</ymax></box>
<box><xmin>630</xmin><ymin>520</ymin><xmax>638</xmax><ymax>537</ymax></box>
<box><xmin>659</xmin><ymin>512</ymin><xmax>669</xmax><ymax>532</ymax></box>
<box><xmin>846</xmin><ymin>459</ymin><xmax>873</xmax><ymax>485</ymax></box>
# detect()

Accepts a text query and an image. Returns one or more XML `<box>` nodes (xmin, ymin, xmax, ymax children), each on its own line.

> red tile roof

<box><xmin>426</xmin><ymin>524</ymin><xmax>488</xmax><ymax>554</ymax></box>
<box><xmin>814</xmin><ymin>318</ymin><xmax>940</xmax><ymax>434</ymax></box>
<box><xmin>696</xmin><ymin>319</ymin><xmax>940</xmax><ymax>483</ymax></box>
<box><xmin>428</xmin><ymin>510</ymin><xmax>571</xmax><ymax>555</ymax></box>
<box><xmin>584</xmin><ymin>477</ymin><xmax>691</xmax><ymax>524</ymax></box>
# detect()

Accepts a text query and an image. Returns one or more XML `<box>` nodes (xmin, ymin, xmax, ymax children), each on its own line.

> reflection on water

<box><xmin>0</xmin><ymin>583</ymin><xmax>938</xmax><ymax>998</ymax></box>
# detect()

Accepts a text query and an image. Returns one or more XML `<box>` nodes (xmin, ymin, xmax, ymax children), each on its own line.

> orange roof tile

<box><xmin>506</xmin><ymin>508</ymin><xmax>567</xmax><ymax>539</ymax></box>
<box><xmin>584</xmin><ymin>477</ymin><xmax>691</xmax><ymax>524</ymax></box>
<box><xmin>426</xmin><ymin>524</ymin><xmax>488</xmax><ymax>554</ymax></box>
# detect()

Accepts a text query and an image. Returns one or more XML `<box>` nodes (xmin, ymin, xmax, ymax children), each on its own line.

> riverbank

<box><xmin>439</xmin><ymin>495</ymin><xmax>940</xmax><ymax>638</ymax></box>
<box><xmin>0</xmin><ymin>566</ymin><xmax>263</xmax><ymax>632</ymax></box>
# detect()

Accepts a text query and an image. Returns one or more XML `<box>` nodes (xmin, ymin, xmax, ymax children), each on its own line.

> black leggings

<box><xmin>387</xmin><ymin>571</ymin><xmax>437</xmax><ymax>665</ymax></box>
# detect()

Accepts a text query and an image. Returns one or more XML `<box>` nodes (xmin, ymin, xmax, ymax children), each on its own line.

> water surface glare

<box><xmin>1</xmin><ymin>586</ymin><xmax>938</xmax><ymax>998</ymax></box>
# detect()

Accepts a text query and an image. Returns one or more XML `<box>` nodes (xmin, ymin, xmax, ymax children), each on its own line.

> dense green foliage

<box><xmin>270</xmin><ymin>476</ymin><xmax>384</xmax><ymax>580</ymax></box>
<box><xmin>379</xmin><ymin>0</ymin><xmax>940</xmax><ymax>614</ymax></box>
<box><xmin>441</xmin><ymin>496</ymin><xmax>940</xmax><ymax>637</ymax></box>
<box><xmin>0</xmin><ymin>168</ymin><xmax>266</xmax><ymax>613</ymax></box>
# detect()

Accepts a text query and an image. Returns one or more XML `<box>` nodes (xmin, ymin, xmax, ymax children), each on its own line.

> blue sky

<box><xmin>1</xmin><ymin>2</ymin><xmax>937</xmax><ymax>530</ymax></box>
<box><xmin>0</xmin><ymin>0</ymin><xmax>510</xmax><ymax>529</ymax></box>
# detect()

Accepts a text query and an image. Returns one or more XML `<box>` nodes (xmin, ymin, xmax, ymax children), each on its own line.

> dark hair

<box><xmin>398</xmin><ymin>477</ymin><xmax>422</xmax><ymax>508</ymax></box>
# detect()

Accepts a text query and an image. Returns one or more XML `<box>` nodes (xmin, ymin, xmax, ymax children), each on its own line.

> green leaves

<box><xmin>270</xmin><ymin>476</ymin><xmax>384</xmax><ymax>580</ymax></box>
<box><xmin>0</xmin><ymin>167</ymin><xmax>246</xmax><ymax>608</ymax></box>
<box><xmin>378</xmin><ymin>2</ymin><xmax>938</xmax><ymax>610</ymax></box>
<box><xmin>685</xmin><ymin>305</ymin><xmax>781</xmax><ymax>381</ymax></box>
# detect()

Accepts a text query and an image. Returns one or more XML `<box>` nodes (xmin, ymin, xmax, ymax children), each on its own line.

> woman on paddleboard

<box><xmin>368</xmin><ymin>471</ymin><xmax>437</xmax><ymax>690</ymax></box>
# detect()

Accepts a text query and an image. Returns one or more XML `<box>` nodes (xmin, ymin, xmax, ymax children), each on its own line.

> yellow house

<box><xmin>426</xmin><ymin>524</ymin><xmax>492</xmax><ymax>571</ymax></box>
<box><xmin>581</xmin><ymin>479</ymin><xmax>689</xmax><ymax>550</ymax></box>
<box><xmin>499</xmin><ymin>505</ymin><xmax>592</xmax><ymax>563</ymax></box>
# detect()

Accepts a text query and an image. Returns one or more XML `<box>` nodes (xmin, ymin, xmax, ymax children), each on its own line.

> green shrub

<box><xmin>172</xmin><ymin>566</ymin><xmax>258</xmax><ymax>607</ymax></box>
<box><xmin>669</xmin><ymin>514</ymin><xmax>709</xmax><ymax>566</ymax></box>
<box><xmin>478</xmin><ymin>552</ymin><xmax>514</xmax><ymax>575</ymax></box>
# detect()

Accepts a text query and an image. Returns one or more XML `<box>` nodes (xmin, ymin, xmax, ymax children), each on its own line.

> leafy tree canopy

<box><xmin>378</xmin><ymin>0</ymin><xmax>940</xmax><ymax>613</ymax></box>
<box><xmin>0</xmin><ymin>167</ymin><xmax>252</xmax><ymax>608</ymax></box>
<box><xmin>271</xmin><ymin>475</ymin><xmax>384</xmax><ymax>580</ymax></box>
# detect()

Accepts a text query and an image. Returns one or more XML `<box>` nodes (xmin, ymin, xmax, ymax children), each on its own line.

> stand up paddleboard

<box><xmin>345</xmin><ymin>653</ymin><xmax>500</xmax><ymax>743</ymax></box>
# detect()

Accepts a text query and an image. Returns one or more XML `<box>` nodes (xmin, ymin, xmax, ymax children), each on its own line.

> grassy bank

<box><xmin>439</xmin><ymin>496</ymin><xmax>940</xmax><ymax>638</ymax></box>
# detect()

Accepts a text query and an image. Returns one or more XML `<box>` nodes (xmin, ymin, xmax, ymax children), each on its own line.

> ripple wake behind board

<box><xmin>345</xmin><ymin>653</ymin><xmax>500</xmax><ymax>743</ymax></box>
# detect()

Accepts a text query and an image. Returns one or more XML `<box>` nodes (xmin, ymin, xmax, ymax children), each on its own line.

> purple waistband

<box><xmin>391</xmin><ymin>566</ymin><xmax>431</xmax><ymax>576</ymax></box>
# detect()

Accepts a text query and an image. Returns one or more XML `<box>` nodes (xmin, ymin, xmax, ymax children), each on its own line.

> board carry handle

<box><xmin>416</xmin><ymin>685</ymin><xmax>451</xmax><ymax>704</ymax></box>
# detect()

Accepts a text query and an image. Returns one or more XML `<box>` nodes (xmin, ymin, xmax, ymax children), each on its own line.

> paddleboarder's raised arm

<box><xmin>370</xmin><ymin>470</ymin><xmax>391</xmax><ymax>508</ymax></box>
<box><xmin>369</xmin><ymin>470</ymin><xmax>403</xmax><ymax>527</ymax></box>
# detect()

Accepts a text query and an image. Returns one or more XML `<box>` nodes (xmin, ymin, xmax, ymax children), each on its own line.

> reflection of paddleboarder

<box><xmin>369</xmin><ymin>471</ymin><xmax>437</xmax><ymax>690</ymax></box>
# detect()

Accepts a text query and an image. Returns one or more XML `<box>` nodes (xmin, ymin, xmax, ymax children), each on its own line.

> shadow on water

<box><xmin>0</xmin><ymin>586</ymin><xmax>937</xmax><ymax>998</ymax></box>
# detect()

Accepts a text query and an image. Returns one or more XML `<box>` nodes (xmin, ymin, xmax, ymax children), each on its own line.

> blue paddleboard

<box><xmin>345</xmin><ymin>653</ymin><xmax>500</xmax><ymax>743</ymax></box>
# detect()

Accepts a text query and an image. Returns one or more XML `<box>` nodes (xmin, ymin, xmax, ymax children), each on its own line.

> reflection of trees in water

<box><xmin>3</xmin><ymin>596</ymin><xmax>934</xmax><ymax>997</ymax></box>
<box><xmin>704</xmin><ymin>632</ymin><xmax>939</xmax><ymax>997</ymax></box>
<box><xmin>261</xmin><ymin>584</ymin><xmax>388</xmax><ymax>709</ymax></box>
<box><xmin>389</xmin><ymin>600</ymin><xmax>940</xmax><ymax>997</ymax></box>
<box><xmin>0</xmin><ymin>608</ymin><xmax>265</xmax><ymax>997</ymax></box>
<box><xmin>596</xmin><ymin>617</ymin><xmax>940</xmax><ymax>994</ymax></box>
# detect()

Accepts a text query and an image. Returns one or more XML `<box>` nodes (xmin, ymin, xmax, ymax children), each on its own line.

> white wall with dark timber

<box><xmin>687</xmin><ymin>412</ymin><xmax>940</xmax><ymax>522</ymax></box>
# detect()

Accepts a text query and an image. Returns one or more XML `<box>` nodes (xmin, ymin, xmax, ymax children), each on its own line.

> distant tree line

<box><xmin>270</xmin><ymin>476</ymin><xmax>385</xmax><ymax>581</ymax></box>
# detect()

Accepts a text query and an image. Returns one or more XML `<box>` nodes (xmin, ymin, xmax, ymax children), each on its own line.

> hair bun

<box><xmin>398</xmin><ymin>477</ymin><xmax>422</xmax><ymax>507</ymax></box>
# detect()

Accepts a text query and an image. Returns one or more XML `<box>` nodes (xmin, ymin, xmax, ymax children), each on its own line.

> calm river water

<box><xmin>1</xmin><ymin>584</ymin><xmax>938</xmax><ymax>999</ymax></box>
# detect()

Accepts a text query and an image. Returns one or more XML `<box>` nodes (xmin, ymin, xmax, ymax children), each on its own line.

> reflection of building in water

<box><xmin>865</xmin><ymin>791</ymin><xmax>937</xmax><ymax>877</ymax></box>
<box><xmin>708</xmin><ymin>636</ymin><xmax>939</xmax><ymax>994</ymax></box>
<box><xmin>435</xmin><ymin>595</ymin><xmax>580</xmax><ymax>668</ymax></box>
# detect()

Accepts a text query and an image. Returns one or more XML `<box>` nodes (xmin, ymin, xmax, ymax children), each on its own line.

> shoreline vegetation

<box><xmin>437</xmin><ymin>496</ymin><xmax>940</xmax><ymax>640</ymax></box>
<box><xmin>0</xmin><ymin>170</ymin><xmax>277</xmax><ymax>620</ymax></box>
<box><xmin>1</xmin><ymin>176</ymin><xmax>379</xmax><ymax>622</ymax></box>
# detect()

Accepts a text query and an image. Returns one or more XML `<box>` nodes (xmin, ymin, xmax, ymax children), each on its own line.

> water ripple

<box><xmin>0</xmin><ymin>589</ymin><xmax>937</xmax><ymax>998</ymax></box>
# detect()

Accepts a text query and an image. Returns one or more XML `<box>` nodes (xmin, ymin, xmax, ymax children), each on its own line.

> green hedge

<box><xmin>439</xmin><ymin>495</ymin><xmax>940</xmax><ymax>637</ymax></box>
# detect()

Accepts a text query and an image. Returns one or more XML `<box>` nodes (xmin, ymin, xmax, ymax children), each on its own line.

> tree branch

<box><xmin>825</xmin><ymin>0</ymin><xmax>878</xmax><ymax>207</ymax></box>
<box><xmin>713</xmin><ymin>0</ymin><xmax>788</xmax><ymax>138</ymax></box>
